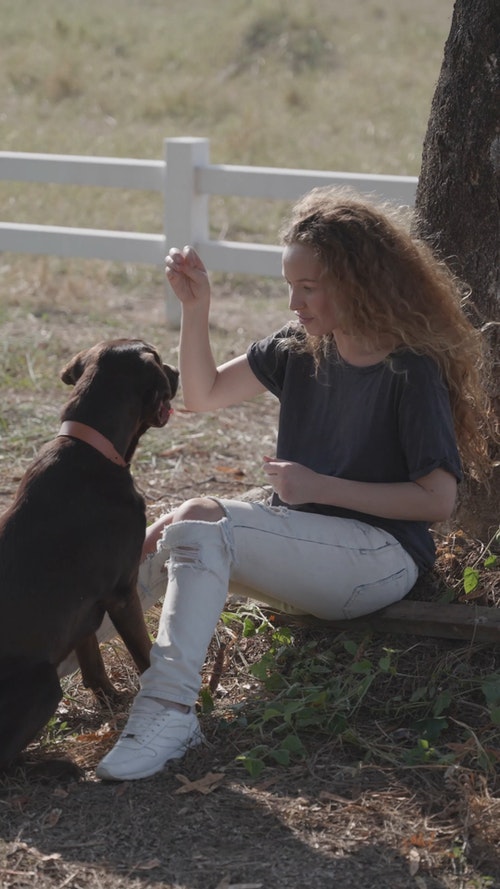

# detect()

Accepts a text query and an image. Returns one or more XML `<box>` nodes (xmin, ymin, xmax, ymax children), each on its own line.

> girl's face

<box><xmin>282</xmin><ymin>242</ymin><xmax>341</xmax><ymax>336</ymax></box>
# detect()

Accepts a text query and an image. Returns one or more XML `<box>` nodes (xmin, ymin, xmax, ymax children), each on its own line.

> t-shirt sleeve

<box><xmin>397</xmin><ymin>355</ymin><xmax>463</xmax><ymax>483</ymax></box>
<box><xmin>247</xmin><ymin>325</ymin><xmax>294</xmax><ymax>399</ymax></box>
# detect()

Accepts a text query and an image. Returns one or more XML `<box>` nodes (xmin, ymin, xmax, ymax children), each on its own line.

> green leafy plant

<box><xmin>223</xmin><ymin>608</ymin><xmax>397</xmax><ymax>776</ymax></box>
<box><xmin>462</xmin><ymin>528</ymin><xmax>499</xmax><ymax>596</ymax></box>
<box><xmin>39</xmin><ymin>713</ymin><xmax>73</xmax><ymax>748</ymax></box>
<box><xmin>219</xmin><ymin>604</ymin><xmax>500</xmax><ymax>777</ymax></box>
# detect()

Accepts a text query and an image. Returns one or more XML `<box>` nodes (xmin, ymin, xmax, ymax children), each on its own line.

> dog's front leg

<box><xmin>107</xmin><ymin>586</ymin><xmax>152</xmax><ymax>675</ymax></box>
<box><xmin>75</xmin><ymin>633</ymin><xmax>120</xmax><ymax>702</ymax></box>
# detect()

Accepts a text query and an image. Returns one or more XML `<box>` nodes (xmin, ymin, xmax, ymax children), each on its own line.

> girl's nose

<box><xmin>288</xmin><ymin>287</ymin><xmax>303</xmax><ymax>311</ymax></box>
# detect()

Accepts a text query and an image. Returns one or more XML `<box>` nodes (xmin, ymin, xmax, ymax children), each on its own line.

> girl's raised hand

<box><xmin>165</xmin><ymin>246</ymin><xmax>210</xmax><ymax>307</ymax></box>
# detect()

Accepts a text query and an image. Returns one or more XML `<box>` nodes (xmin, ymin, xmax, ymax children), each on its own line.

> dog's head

<box><xmin>61</xmin><ymin>339</ymin><xmax>179</xmax><ymax>463</ymax></box>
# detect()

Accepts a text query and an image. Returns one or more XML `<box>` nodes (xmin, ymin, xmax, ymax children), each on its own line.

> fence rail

<box><xmin>0</xmin><ymin>137</ymin><xmax>418</xmax><ymax>327</ymax></box>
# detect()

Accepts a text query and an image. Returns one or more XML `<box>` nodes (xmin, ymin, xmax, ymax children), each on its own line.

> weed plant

<box><xmin>211</xmin><ymin>603</ymin><xmax>500</xmax><ymax>779</ymax></box>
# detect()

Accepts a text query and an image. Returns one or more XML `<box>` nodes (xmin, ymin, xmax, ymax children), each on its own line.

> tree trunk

<box><xmin>414</xmin><ymin>0</ymin><xmax>500</xmax><ymax>543</ymax></box>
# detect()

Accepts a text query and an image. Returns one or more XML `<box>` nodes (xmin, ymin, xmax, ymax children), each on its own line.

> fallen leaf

<box><xmin>42</xmin><ymin>808</ymin><xmax>62</xmax><ymax>828</ymax></box>
<box><xmin>408</xmin><ymin>833</ymin><xmax>435</xmax><ymax>849</ymax></box>
<box><xmin>446</xmin><ymin>738</ymin><xmax>477</xmax><ymax>758</ymax></box>
<box><xmin>319</xmin><ymin>790</ymin><xmax>357</xmax><ymax>805</ymax></box>
<box><xmin>254</xmin><ymin>776</ymin><xmax>279</xmax><ymax>791</ymax></box>
<box><xmin>174</xmin><ymin>771</ymin><xmax>224</xmax><ymax>795</ymax></box>
<box><xmin>215</xmin><ymin>880</ymin><xmax>263</xmax><ymax>889</ymax></box>
<box><xmin>215</xmin><ymin>466</ymin><xmax>245</xmax><ymax>477</ymax></box>
<box><xmin>409</xmin><ymin>847</ymin><xmax>420</xmax><ymax>876</ymax></box>
<box><xmin>133</xmin><ymin>858</ymin><xmax>162</xmax><ymax>871</ymax></box>
<box><xmin>458</xmin><ymin>589</ymin><xmax>487</xmax><ymax>603</ymax></box>
<box><xmin>231</xmin><ymin>884</ymin><xmax>263</xmax><ymax>888</ymax></box>
<box><xmin>28</xmin><ymin>848</ymin><xmax>62</xmax><ymax>862</ymax></box>
<box><xmin>159</xmin><ymin>445</ymin><xmax>186</xmax><ymax>457</ymax></box>
<box><xmin>230</xmin><ymin>884</ymin><xmax>262</xmax><ymax>888</ymax></box>
<box><xmin>8</xmin><ymin>795</ymin><xmax>31</xmax><ymax>812</ymax></box>
<box><xmin>76</xmin><ymin>729</ymin><xmax>117</xmax><ymax>742</ymax></box>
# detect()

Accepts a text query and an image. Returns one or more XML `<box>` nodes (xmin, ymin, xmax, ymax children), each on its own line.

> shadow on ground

<box><xmin>2</xmin><ymin>731</ymin><xmax>497</xmax><ymax>889</ymax></box>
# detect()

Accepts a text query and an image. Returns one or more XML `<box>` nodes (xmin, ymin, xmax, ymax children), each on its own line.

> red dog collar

<box><xmin>58</xmin><ymin>421</ymin><xmax>128</xmax><ymax>468</ymax></box>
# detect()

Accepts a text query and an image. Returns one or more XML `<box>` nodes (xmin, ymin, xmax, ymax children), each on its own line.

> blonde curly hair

<box><xmin>280</xmin><ymin>186</ymin><xmax>496</xmax><ymax>482</ymax></box>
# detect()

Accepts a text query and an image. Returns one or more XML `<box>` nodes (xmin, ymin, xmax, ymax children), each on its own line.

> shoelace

<box><xmin>122</xmin><ymin>699</ymin><xmax>169</xmax><ymax>740</ymax></box>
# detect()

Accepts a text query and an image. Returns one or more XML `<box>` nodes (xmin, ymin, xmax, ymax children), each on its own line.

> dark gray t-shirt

<box><xmin>247</xmin><ymin>326</ymin><xmax>462</xmax><ymax>574</ymax></box>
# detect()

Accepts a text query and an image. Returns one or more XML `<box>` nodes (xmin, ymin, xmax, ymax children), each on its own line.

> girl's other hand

<box><xmin>262</xmin><ymin>455</ymin><xmax>319</xmax><ymax>506</ymax></box>
<box><xmin>165</xmin><ymin>246</ymin><xmax>210</xmax><ymax>307</ymax></box>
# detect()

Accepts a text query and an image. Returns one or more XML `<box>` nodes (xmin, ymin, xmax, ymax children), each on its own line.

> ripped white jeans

<box><xmin>138</xmin><ymin>499</ymin><xmax>418</xmax><ymax>708</ymax></box>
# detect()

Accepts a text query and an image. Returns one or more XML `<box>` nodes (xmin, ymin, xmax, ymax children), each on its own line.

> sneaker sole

<box><xmin>96</xmin><ymin>730</ymin><xmax>204</xmax><ymax>782</ymax></box>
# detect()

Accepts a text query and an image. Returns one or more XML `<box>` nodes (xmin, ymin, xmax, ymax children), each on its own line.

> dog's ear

<box><xmin>60</xmin><ymin>349</ymin><xmax>90</xmax><ymax>386</ymax></box>
<box><xmin>60</xmin><ymin>343</ymin><xmax>104</xmax><ymax>386</ymax></box>
<box><xmin>163</xmin><ymin>364</ymin><xmax>179</xmax><ymax>398</ymax></box>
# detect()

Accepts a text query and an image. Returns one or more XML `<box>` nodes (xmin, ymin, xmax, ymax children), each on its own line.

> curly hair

<box><xmin>279</xmin><ymin>186</ymin><xmax>496</xmax><ymax>482</ymax></box>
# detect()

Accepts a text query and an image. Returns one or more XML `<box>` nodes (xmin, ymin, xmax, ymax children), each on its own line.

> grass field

<box><xmin>1</xmin><ymin>0</ymin><xmax>451</xmax><ymax>241</ymax></box>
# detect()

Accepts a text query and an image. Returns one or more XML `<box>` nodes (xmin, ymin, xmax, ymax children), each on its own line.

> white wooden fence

<box><xmin>0</xmin><ymin>136</ymin><xmax>418</xmax><ymax>327</ymax></box>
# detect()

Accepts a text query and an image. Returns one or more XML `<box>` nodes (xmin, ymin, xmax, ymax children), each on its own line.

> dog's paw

<box><xmin>92</xmin><ymin>684</ymin><xmax>131</xmax><ymax>708</ymax></box>
<box><xmin>3</xmin><ymin>755</ymin><xmax>84</xmax><ymax>785</ymax></box>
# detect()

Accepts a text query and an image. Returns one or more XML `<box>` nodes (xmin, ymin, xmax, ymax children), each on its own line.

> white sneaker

<box><xmin>96</xmin><ymin>697</ymin><xmax>203</xmax><ymax>781</ymax></box>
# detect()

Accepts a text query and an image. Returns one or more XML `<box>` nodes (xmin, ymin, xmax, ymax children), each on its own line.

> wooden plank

<box><xmin>268</xmin><ymin>600</ymin><xmax>500</xmax><ymax>643</ymax></box>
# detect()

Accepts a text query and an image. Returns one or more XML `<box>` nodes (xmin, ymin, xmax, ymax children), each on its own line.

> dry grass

<box><xmin>1</xmin><ymin>0</ymin><xmax>450</xmax><ymax>167</ymax></box>
<box><xmin>0</xmin><ymin>0</ymin><xmax>451</xmax><ymax>245</ymax></box>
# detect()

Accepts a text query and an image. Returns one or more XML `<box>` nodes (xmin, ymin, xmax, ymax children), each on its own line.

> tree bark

<box><xmin>414</xmin><ymin>0</ymin><xmax>500</xmax><ymax>543</ymax></box>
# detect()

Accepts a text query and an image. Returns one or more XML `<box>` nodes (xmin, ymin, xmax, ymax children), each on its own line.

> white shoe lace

<box><xmin>122</xmin><ymin>698</ymin><xmax>170</xmax><ymax>741</ymax></box>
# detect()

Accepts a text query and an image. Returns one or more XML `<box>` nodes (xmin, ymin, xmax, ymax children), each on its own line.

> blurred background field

<box><xmin>0</xmin><ymin>0</ymin><xmax>451</xmax><ymax>239</ymax></box>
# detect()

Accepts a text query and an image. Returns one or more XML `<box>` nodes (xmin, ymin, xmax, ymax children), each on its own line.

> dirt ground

<box><xmin>1</xmin><ymin>268</ymin><xmax>500</xmax><ymax>889</ymax></box>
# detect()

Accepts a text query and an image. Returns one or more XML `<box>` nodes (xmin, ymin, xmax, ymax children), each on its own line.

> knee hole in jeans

<box><xmin>171</xmin><ymin>544</ymin><xmax>201</xmax><ymax>567</ymax></box>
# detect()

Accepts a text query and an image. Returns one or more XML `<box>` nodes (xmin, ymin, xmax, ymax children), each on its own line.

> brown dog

<box><xmin>0</xmin><ymin>338</ymin><xmax>178</xmax><ymax>770</ymax></box>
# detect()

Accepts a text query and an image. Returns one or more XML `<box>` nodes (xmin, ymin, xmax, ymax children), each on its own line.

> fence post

<box><xmin>163</xmin><ymin>137</ymin><xmax>210</xmax><ymax>328</ymax></box>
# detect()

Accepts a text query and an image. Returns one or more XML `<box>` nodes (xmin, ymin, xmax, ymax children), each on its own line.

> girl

<box><xmin>97</xmin><ymin>187</ymin><xmax>493</xmax><ymax>781</ymax></box>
